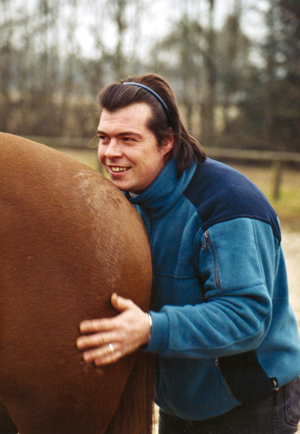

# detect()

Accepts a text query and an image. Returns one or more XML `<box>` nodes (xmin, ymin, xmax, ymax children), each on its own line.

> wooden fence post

<box><xmin>273</xmin><ymin>160</ymin><xmax>282</xmax><ymax>201</ymax></box>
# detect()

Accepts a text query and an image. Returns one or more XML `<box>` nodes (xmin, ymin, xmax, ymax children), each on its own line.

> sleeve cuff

<box><xmin>143</xmin><ymin>310</ymin><xmax>170</xmax><ymax>354</ymax></box>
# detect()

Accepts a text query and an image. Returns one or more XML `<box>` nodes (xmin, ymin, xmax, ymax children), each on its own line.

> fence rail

<box><xmin>26</xmin><ymin>136</ymin><xmax>300</xmax><ymax>201</ymax></box>
<box><xmin>26</xmin><ymin>136</ymin><xmax>96</xmax><ymax>149</ymax></box>
<box><xmin>204</xmin><ymin>146</ymin><xmax>300</xmax><ymax>200</ymax></box>
<box><xmin>204</xmin><ymin>147</ymin><xmax>300</xmax><ymax>163</ymax></box>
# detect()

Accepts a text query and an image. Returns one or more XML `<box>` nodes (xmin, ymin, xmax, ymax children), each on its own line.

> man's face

<box><xmin>97</xmin><ymin>103</ymin><xmax>173</xmax><ymax>193</ymax></box>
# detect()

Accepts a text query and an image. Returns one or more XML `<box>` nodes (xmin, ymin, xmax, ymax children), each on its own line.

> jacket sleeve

<box><xmin>145</xmin><ymin>217</ymin><xmax>279</xmax><ymax>358</ymax></box>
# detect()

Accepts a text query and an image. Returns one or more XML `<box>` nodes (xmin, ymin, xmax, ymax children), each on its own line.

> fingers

<box><xmin>79</xmin><ymin>317</ymin><xmax>114</xmax><ymax>334</ymax></box>
<box><xmin>79</xmin><ymin>294</ymin><xmax>132</xmax><ymax>334</ymax></box>
<box><xmin>76</xmin><ymin>331</ymin><xmax>124</xmax><ymax>366</ymax></box>
<box><xmin>111</xmin><ymin>293</ymin><xmax>133</xmax><ymax>312</ymax></box>
<box><xmin>76</xmin><ymin>294</ymin><xmax>149</xmax><ymax>367</ymax></box>
<box><xmin>76</xmin><ymin>330</ymin><xmax>117</xmax><ymax>351</ymax></box>
<box><xmin>83</xmin><ymin>342</ymin><xmax>123</xmax><ymax>366</ymax></box>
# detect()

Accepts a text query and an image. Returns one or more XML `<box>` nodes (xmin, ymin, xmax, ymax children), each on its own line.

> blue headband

<box><xmin>122</xmin><ymin>82</ymin><xmax>170</xmax><ymax>118</ymax></box>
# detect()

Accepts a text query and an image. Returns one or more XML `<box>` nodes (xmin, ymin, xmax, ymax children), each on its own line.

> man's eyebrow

<box><xmin>97</xmin><ymin>130</ymin><xmax>142</xmax><ymax>138</ymax></box>
<box><xmin>119</xmin><ymin>132</ymin><xmax>142</xmax><ymax>138</ymax></box>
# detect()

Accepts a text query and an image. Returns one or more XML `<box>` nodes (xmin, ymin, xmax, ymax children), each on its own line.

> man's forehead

<box><xmin>98</xmin><ymin>103</ymin><xmax>152</xmax><ymax>132</ymax></box>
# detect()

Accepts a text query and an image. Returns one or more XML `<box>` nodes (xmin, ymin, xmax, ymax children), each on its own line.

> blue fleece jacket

<box><xmin>127</xmin><ymin>158</ymin><xmax>300</xmax><ymax>421</ymax></box>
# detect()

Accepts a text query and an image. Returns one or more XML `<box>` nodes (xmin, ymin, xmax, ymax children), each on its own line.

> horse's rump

<box><xmin>0</xmin><ymin>133</ymin><xmax>153</xmax><ymax>434</ymax></box>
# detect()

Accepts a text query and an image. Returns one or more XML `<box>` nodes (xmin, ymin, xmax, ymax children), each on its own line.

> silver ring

<box><xmin>109</xmin><ymin>343</ymin><xmax>114</xmax><ymax>353</ymax></box>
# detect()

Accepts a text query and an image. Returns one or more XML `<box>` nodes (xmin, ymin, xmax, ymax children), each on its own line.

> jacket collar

<box><xmin>125</xmin><ymin>159</ymin><xmax>197</xmax><ymax>218</ymax></box>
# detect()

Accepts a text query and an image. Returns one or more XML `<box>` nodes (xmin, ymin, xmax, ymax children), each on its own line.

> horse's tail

<box><xmin>105</xmin><ymin>351</ymin><xmax>155</xmax><ymax>434</ymax></box>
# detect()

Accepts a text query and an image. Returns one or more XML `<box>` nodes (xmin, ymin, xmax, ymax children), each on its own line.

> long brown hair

<box><xmin>98</xmin><ymin>73</ymin><xmax>206</xmax><ymax>177</ymax></box>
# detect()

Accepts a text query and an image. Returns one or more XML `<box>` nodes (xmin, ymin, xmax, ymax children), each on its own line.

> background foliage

<box><xmin>0</xmin><ymin>0</ymin><xmax>299</xmax><ymax>152</ymax></box>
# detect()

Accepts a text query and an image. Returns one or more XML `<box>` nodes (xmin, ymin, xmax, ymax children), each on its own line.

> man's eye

<box><xmin>99</xmin><ymin>136</ymin><xmax>109</xmax><ymax>142</ymax></box>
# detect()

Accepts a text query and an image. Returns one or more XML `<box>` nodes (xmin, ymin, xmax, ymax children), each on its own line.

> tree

<box><xmin>149</xmin><ymin>16</ymin><xmax>204</xmax><ymax>136</ymax></box>
<box><xmin>261</xmin><ymin>0</ymin><xmax>300</xmax><ymax>151</ymax></box>
<box><xmin>148</xmin><ymin>0</ymin><xmax>221</xmax><ymax>144</ymax></box>
<box><xmin>215</xmin><ymin>1</ymin><xmax>254</xmax><ymax>148</ymax></box>
<box><xmin>199</xmin><ymin>0</ymin><xmax>217</xmax><ymax>146</ymax></box>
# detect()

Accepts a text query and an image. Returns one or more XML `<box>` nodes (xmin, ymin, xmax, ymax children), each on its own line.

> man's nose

<box><xmin>104</xmin><ymin>139</ymin><xmax>122</xmax><ymax>158</ymax></box>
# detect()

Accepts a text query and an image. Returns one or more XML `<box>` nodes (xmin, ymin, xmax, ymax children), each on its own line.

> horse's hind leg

<box><xmin>0</xmin><ymin>401</ymin><xmax>18</xmax><ymax>434</ymax></box>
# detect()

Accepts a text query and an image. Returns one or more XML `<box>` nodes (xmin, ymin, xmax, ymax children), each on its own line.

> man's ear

<box><xmin>161</xmin><ymin>135</ymin><xmax>174</xmax><ymax>156</ymax></box>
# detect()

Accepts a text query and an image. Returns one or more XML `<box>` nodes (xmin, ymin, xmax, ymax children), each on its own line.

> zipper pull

<box><xmin>202</xmin><ymin>230</ymin><xmax>209</xmax><ymax>250</ymax></box>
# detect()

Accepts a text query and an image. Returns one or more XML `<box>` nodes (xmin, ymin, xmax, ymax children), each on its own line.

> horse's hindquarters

<box><xmin>0</xmin><ymin>133</ymin><xmax>153</xmax><ymax>434</ymax></box>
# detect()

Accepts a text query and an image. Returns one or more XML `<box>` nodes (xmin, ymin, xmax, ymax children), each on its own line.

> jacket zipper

<box><xmin>214</xmin><ymin>357</ymin><xmax>237</xmax><ymax>400</ymax></box>
<box><xmin>202</xmin><ymin>230</ymin><xmax>221</xmax><ymax>291</ymax></box>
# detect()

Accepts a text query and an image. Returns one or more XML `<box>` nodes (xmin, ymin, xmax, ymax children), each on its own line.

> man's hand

<box><xmin>76</xmin><ymin>293</ymin><xmax>150</xmax><ymax>366</ymax></box>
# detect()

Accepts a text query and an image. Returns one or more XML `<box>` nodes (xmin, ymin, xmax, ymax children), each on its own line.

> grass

<box><xmin>59</xmin><ymin>148</ymin><xmax>101</xmax><ymax>172</ymax></box>
<box><xmin>58</xmin><ymin>147</ymin><xmax>300</xmax><ymax>233</ymax></box>
<box><xmin>230</xmin><ymin>163</ymin><xmax>300</xmax><ymax>232</ymax></box>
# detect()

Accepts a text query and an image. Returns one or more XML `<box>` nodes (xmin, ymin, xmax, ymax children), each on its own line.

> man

<box><xmin>76</xmin><ymin>74</ymin><xmax>300</xmax><ymax>433</ymax></box>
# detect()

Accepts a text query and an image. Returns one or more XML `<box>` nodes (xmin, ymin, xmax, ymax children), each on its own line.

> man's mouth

<box><xmin>109</xmin><ymin>166</ymin><xmax>131</xmax><ymax>173</ymax></box>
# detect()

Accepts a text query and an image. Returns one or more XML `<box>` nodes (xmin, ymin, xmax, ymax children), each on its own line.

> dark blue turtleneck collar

<box><xmin>125</xmin><ymin>159</ymin><xmax>197</xmax><ymax>219</ymax></box>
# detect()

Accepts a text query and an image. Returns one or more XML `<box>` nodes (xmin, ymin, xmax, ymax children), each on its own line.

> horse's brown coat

<box><xmin>0</xmin><ymin>133</ymin><xmax>153</xmax><ymax>434</ymax></box>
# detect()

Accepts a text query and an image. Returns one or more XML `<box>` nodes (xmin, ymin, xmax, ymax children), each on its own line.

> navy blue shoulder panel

<box><xmin>184</xmin><ymin>159</ymin><xmax>281</xmax><ymax>242</ymax></box>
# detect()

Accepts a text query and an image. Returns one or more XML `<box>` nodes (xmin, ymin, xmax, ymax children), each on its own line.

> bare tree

<box><xmin>198</xmin><ymin>0</ymin><xmax>217</xmax><ymax>146</ymax></box>
<box><xmin>263</xmin><ymin>0</ymin><xmax>277</xmax><ymax>147</ymax></box>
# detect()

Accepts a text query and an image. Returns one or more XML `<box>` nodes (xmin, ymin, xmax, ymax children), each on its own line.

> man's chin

<box><xmin>109</xmin><ymin>179</ymin><xmax>131</xmax><ymax>192</ymax></box>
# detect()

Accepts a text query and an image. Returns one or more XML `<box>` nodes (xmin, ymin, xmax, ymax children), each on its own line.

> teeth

<box><xmin>111</xmin><ymin>166</ymin><xmax>129</xmax><ymax>172</ymax></box>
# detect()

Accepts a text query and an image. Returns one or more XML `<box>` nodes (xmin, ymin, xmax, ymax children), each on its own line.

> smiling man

<box><xmin>97</xmin><ymin>103</ymin><xmax>173</xmax><ymax>193</ymax></box>
<box><xmin>77</xmin><ymin>74</ymin><xmax>300</xmax><ymax>434</ymax></box>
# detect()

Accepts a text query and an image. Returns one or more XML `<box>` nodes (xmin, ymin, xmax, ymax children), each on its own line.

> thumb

<box><xmin>111</xmin><ymin>293</ymin><xmax>132</xmax><ymax>313</ymax></box>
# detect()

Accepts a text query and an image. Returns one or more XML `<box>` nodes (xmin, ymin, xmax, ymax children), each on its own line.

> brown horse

<box><xmin>0</xmin><ymin>133</ymin><xmax>154</xmax><ymax>434</ymax></box>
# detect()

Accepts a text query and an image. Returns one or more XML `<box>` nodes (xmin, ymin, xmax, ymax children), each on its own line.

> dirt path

<box><xmin>282</xmin><ymin>231</ymin><xmax>300</xmax><ymax>328</ymax></box>
<box><xmin>282</xmin><ymin>231</ymin><xmax>300</xmax><ymax>433</ymax></box>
